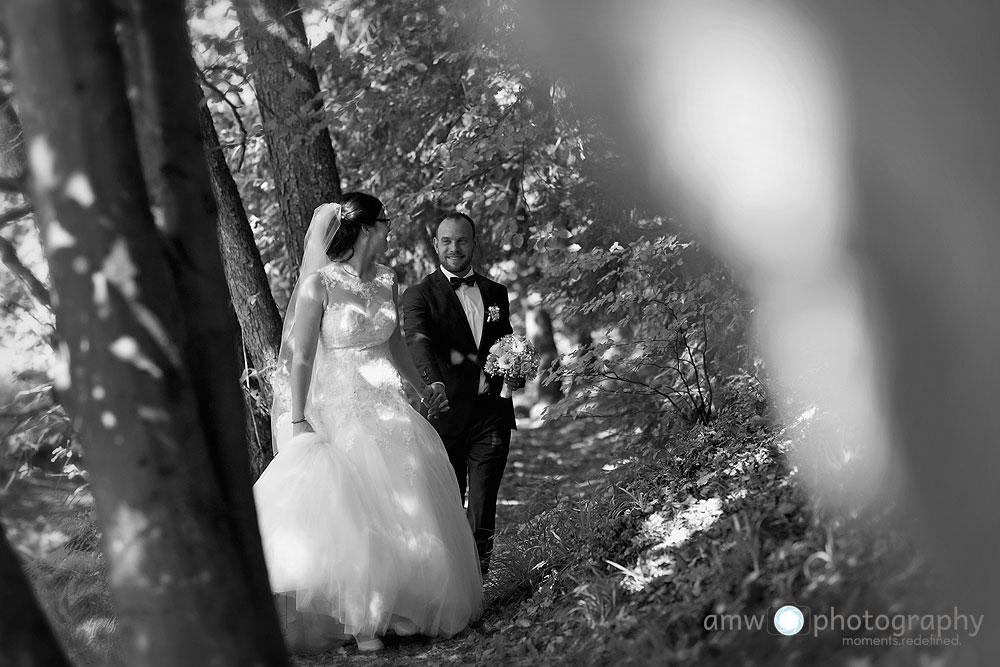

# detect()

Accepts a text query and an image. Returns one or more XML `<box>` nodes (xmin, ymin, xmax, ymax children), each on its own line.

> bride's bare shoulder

<box><xmin>292</xmin><ymin>270</ymin><xmax>328</xmax><ymax>309</ymax></box>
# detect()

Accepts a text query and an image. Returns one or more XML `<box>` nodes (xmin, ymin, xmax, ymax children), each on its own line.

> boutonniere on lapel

<box><xmin>486</xmin><ymin>305</ymin><xmax>501</xmax><ymax>323</ymax></box>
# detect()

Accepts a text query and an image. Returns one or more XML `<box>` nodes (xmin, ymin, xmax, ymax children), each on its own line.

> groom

<box><xmin>401</xmin><ymin>212</ymin><xmax>519</xmax><ymax>576</ymax></box>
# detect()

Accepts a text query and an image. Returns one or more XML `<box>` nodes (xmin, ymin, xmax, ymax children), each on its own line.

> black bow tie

<box><xmin>449</xmin><ymin>274</ymin><xmax>476</xmax><ymax>289</ymax></box>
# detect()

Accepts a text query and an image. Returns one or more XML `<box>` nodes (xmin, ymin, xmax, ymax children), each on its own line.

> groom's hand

<box><xmin>504</xmin><ymin>376</ymin><xmax>526</xmax><ymax>391</ymax></box>
<box><xmin>422</xmin><ymin>382</ymin><xmax>450</xmax><ymax>418</ymax></box>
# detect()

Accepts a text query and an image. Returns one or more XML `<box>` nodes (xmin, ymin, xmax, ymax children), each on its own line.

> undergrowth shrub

<box><xmin>484</xmin><ymin>393</ymin><xmax>945</xmax><ymax>667</ymax></box>
<box><xmin>540</xmin><ymin>233</ymin><xmax>750</xmax><ymax>433</ymax></box>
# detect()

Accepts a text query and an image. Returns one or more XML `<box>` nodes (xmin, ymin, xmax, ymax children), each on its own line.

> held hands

<box><xmin>421</xmin><ymin>382</ymin><xmax>450</xmax><ymax>419</ymax></box>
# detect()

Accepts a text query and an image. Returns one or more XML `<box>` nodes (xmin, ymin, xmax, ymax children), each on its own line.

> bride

<box><xmin>253</xmin><ymin>193</ymin><xmax>483</xmax><ymax>653</ymax></box>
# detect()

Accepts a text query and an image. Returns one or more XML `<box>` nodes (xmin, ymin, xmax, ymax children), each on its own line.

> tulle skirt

<box><xmin>253</xmin><ymin>401</ymin><xmax>483</xmax><ymax>643</ymax></box>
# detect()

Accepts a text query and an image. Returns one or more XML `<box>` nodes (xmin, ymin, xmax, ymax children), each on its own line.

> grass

<box><xmin>1</xmin><ymin>475</ymin><xmax>120</xmax><ymax>667</ymax></box>
<box><xmin>464</xmin><ymin>409</ymin><xmax>955</xmax><ymax>667</ymax></box>
<box><xmin>1</xmin><ymin>403</ymin><xmax>957</xmax><ymax>666</ymax></box>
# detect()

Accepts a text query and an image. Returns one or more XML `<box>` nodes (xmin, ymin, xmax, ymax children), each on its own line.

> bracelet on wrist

<box><xmin>291</xmin><ymin>418</ymin><xmax>306</xmax><ymax>424</ymax></box>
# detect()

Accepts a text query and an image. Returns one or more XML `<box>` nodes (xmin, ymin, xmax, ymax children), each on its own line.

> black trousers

<box><xmin>440</xmin><ymin>394</ymin><xmax>511</xmax><ymax>574</ymax></box>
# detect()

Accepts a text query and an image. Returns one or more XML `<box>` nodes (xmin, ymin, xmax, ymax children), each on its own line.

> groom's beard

<box><xmin>441</xmin><ymin>256</ymin><xmax>472</xmax><ymax>275</ymax></box>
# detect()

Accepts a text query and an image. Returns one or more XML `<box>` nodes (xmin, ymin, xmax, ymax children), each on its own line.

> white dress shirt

<box><xmin>441</xmin><ymin>267</ymin><xmax>489</xmax><ymax>394</ymax></box>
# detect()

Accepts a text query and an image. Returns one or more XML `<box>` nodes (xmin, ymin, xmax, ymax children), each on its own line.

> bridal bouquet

<box><xmin>484</xmin><ymin>334</ymin><xmax>541</xmax><ymax>398</ymax></box>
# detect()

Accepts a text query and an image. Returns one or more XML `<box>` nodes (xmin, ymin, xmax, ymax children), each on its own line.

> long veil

<box><xmin>270</xmin><ymin>203</ymin><xmax>342</xmax><ymax>454</ymax></box>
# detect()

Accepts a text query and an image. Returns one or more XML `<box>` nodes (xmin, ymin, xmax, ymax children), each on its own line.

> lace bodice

<box><xmin>317</xmin><ymin>263</ymin><xmax>397</xmax><ymax>350</ymax></box>
<box><xmin>303</xmin><ymin>263</ymin><xmax>408</xmax><ymax>443</ymax></box>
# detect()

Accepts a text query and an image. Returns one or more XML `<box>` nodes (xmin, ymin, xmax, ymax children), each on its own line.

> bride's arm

<box><xmin>388</xmin><ymin>282</ymin><xmax>448</xmax><ymax>414</ymax></box>
<box><xmin>289</xmin><ymin>273</ymin><xmax>326</xmax><ymax>434</ymax></box>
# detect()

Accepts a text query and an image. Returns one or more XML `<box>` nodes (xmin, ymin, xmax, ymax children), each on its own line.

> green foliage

<box><xmin>540</xmin><ymin>232</ymin><xmax>748</xmax><ymax>431</ymax></box>
<box><xmin>190</xmin><ymin>4</ymin><xmax>293</xmax><ymax>304</ymax></box>
<box><xmin>2</xmin><ymin>381</ymin><xmax>83</xmax><ymax>482</ymax></box>
<box><xmin>306</xmin><ymin>0</ymin><xmax>579</xmax><ymax>279</ymax></box>
<box><xmin>193</xmin><ymin>0</ymin><xmax>597</xmax><ymax>295</ymax></box>
<box><xmin>0</xmin><ymin>213</ymin><xmax>82</xmax><ymax>480</ymax></box>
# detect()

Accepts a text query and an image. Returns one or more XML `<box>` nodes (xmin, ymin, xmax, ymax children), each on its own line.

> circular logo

<box><xmin>773</xmin><ymin>605</ymin><xmax>805</xmax><ymax>635</ymax></box>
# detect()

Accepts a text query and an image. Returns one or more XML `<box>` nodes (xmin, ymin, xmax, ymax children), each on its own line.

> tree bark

<box><xmin>0</xmin><ymin>234</ymin><xmax>49</xmax><ymax>308</ymax></box>
<box><xmin>231</xmin><ymin>0</ymin><xmax>342</xmax><ymax>270</ymax></box>
<box><xmin>0</xmin><ymin>524</ymin><xmax>73</xmax><ymax>666</ymax></box>
<box><xmin>0</xmin><ymin>89</ymin><xmax>28</xmax><ymax>181</ymax></box>
<box><xmin>200</xmin><ymin>104</ymin><xmax>282</xmax><ymax>381</ymax></box>
<box><xmin>115</xmin><ymin>3</ymin><xmax>285</xmax><ymax>650</ymax></box>
<box><xmin>0</xmin><ymin>91</ymin><xmax>48</xmax><ymax>308</ymax></box>
<box><xmin>525</xmin><ymin>304</ymin><xmax>563</xmax><ymax>406</ymax></box>
<box><xmin>116</xmin><ymin>4</ymin><xmax>281</xmax><ymax>479</ymax></box>
<box><xmin>3</xmin><ymin>0</ymin><xmax>288</xmax><ymax>664</ymax></box>
<box><xmin>201</xmin><ymin>103</ymin><xmax>282</xmax><ymax>477</ymax></box>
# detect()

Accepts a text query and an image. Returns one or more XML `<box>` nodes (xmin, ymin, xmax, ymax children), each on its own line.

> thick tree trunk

<box><xmin>0</xmin><ymin>524</ymin><xmax>73</xmax><ymax>666</ymax></box>
<box><xmin>116</xmin><ymin>3</ymin><xmax>285</xmax><ymax>649</ymax></box>
<box><xmin>3</xmin><ymin>1</ymin><xmax>288</xmax><ymax>665</ymax></box>
<box><xmin>232</xmin><ymin>0</ymin><xmax>342</xmax><ymax>270</ymax></box>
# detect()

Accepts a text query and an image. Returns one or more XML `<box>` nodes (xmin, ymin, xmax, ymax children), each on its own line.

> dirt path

<box><xmin>292</xmin><ymin>416</ymin><xmax>620</xmax><ymax>666</ymax></box>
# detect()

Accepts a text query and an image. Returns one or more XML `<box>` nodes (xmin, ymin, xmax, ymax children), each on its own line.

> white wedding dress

<box><xmin>253</xmin><ymin>263</ymin><xmax>482</xmax><ymax>645</ymax></box>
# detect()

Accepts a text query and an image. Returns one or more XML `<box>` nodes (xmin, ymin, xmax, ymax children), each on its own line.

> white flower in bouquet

<box><xmin>484</xmin><ymin>333</ymin><xmax>541</xmax><ymax>398</ymax></box>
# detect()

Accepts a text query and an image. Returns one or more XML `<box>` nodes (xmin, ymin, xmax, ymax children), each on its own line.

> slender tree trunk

<box><xmin>0</xmin><ymin>234</ymin><xmax>49</xmax><ymax>308</ymax></box>
<box><xmin>510</xmin><ymin>174</ymin><xmax>562</xmax><ymax>408</ymax></box>
<box><xmin>3</xmin><ymin>0</ymin><xmax>288</xmax><ymax>664</ymax></box>
<box><xmin>200</xmin><ymin>105</ymin><xmax>282</xmax><ymax>379</ymax></box>
<box><xmin>201</xmin><ymin>103</ymin><xmax>282</xmax><ymax>477</ymax></box>
<box><xmin>0</xmin><ymin>89</ymin><xmax>27</xmax><ymax>180</ymax></box>
<box><xmin>231</xmin><ymin>0</ymin><xmax>342</xmax><ymax>270</ymax></box>
<box><xmin>0</xmin><ymin>91</ymin><xmax>49</xmax><ymax>309</ymax></box>
<box><xmin>0</xmin><ymin>524</ymin><xmax>73</xmax><ymax>666</ymax></box>
<box><xmin>201</xmin><ymin>104</ymin><xmax>281</xmax><ymax>477</ymax></box>
<box><xmin>117</xmin><ymin>5</ymin><xmax>281</xmax><ymax>478</ymax></box>
<box><xmin>525</xmin><ymin>303</ymin><xmax>563</xmax><ymax>406</ymax></box>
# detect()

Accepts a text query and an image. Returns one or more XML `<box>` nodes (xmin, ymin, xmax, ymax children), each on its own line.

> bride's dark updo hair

<box><xmin>325</xmin><ymin>191</ymin><xmax>386</xmax><ymax>261</ymax></box>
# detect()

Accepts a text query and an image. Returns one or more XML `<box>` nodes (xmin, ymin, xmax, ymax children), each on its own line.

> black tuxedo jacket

<box><xmin>401</xmin><ymin>268</ymin><xmax>516</xmax><ymax>438</ymax></box>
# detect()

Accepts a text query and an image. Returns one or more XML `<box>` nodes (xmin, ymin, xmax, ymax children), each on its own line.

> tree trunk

<box><xmin>116</xmin><ymin>2</ymin><xmax>285</xmax><ymax>645</ymax></box>
<box><xmin>117</xmin><ymin>5</ymin><xmax>281</xmax><ymax>479</ymax></box>
<box><xmin>200</xmin><ymin>104</ymin><xmax>282</xmax><ymax>378</ymax></box>
<box><xmin>201</xmin><ymin>103</ymin><xmax>282</xmax><ymax>478</ymax></box>
<box><xmin>0</xmin><ymin>234</ymin><xmax>49</xmax><ymax>308</ymax></box>
<box><xmin>0</xmin><ymin>89</ymin><xmax>28</xmax><ymax>181</ymax></box>
<box><xmin>0</xmin><ymin>525</ymin><xmax>73</xmax><ymax>666</ymax></box>
<box><xmin>0</xmin><ymin>91</ymin><xmax>49</xmax><ymax>309</ymax></box>
<box><xmin>524</xmin><ymin>304</ymin><xmax>563</xmax><ymax>406</ymax></box>
<box><xmin>3</xmin><ymin>1</ymin><xmax>288</xmax><ymax>664</ymax></box>
<box><xmin>231</xmin><ymin>0</ymin><xmax>342</xmax><ymax>270</ymax></box>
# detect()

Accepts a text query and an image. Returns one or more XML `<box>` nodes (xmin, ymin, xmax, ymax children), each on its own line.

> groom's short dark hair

<box><xmin>436</xmin><ymin>212</ymin><xmax>476</xmax><ymax>238</ymax></box>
